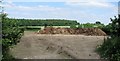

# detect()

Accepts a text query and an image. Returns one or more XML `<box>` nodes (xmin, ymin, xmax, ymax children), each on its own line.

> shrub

<box><xmin>70</xmin><ymin>25</ymin><xmax>77</xmax><ymax>29</ymax></box>
<box><xmin>1</xmin><ymin>13</ymin><xmax>24</xmax><ymax>60</ymax></box>
<box><xmin>96</xmin><ymin>37</ymin><xmax>120</xmax><ymax>61</ymax></box>
<box><xmin>96</xmin><ymin>15</ymin><xmax>120</xmax><ymax>61</ymax></box>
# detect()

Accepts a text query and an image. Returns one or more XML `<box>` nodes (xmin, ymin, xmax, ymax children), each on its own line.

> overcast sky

<box><xmin>2</xmin><ymin>0</ymin><xmax>119</xmax><ymax>24</ymax></box>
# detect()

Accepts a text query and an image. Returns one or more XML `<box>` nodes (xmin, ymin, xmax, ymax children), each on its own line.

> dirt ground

<box><xmin>10</xmin><ymin>31</ymin><xmax>106</xmax><ymax>59</ymax></box>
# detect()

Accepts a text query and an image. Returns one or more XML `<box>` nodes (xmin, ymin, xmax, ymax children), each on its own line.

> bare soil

<box><xmin>38</xmin><ymin>27</ymin><xmax>106</xmax><ymax>36</ymax></box>
<box><xmin>10</xmin><ymin>31</ymin><xmax>106</xmax><ymax>59</ymax></box>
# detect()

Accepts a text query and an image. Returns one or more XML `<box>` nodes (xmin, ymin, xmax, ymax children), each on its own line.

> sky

<box><xmin>1</xmin><ymin>0</ymin><xmax>119</xmax><ymax>24</ymax></box>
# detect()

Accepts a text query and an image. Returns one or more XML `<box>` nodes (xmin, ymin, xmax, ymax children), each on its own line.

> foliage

<box><xmin>1</xmin><ymin>13</ymin><xmax>24</xmax><ymax>60</ymax></box>
<box><xmin>96</xmin><ymin>15</ymin><xmax>120</xmax><ymax>61</ymax></box>
<box><xmin>102</xmin><ymin>15</ymin><xmax>120</xmax><ymax>36</ymax></box>
<box><xmin>78</xmin><ymin>23</ymin><xmax>105</xmax><ymax>28</ymax></box>
<box><xmin>70</xmin><ymin>25</ymin><xmax>77</xmax><ymax>28</ymax></box>
<box><xmin>102</xmin><ymin>23</ymin><xmax>112</xmax><ymax>35</ymax></box>
<box><xmin>95</xmin><ymin>21</ymin><xmax>101</xmax><ymax>24</ymax></box>
<box><xmin>96</xmin><ymin>37</ymin><xmax>120</xmax><ymax>61</ymax></box>
<box><xmin>110</xmin><ymin>16</ymin><xmax>120</xmax><ymax>36</ymax></box>
<box><xmin>5</xmin><ymin>18</ymin><xmax>79</xmax><ymax>26</ymax></box>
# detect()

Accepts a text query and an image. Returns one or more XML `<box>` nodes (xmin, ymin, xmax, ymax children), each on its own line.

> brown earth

<box><xmin>10</xmin><ymin>31</ymin><xmax>107</xmax><ymax>59</ymax></box>
<box><xmin>37</xmin><ymin>27</ymin><xmax>106</xmax><ymax>36</ymax></box>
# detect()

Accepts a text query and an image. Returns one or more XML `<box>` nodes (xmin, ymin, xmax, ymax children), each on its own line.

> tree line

<box><xmin>5</xmin><ymin>18</ymin><xmax>79</xmax><ymax>26</ymax></box>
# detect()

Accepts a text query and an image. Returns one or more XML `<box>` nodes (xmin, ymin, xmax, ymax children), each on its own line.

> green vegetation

<box><xmin>70</xmin><ymin>25</ymin><xmax>77</xmax><ymax>28</ymax></box>
<box><xmin>78</xmin><ymin>23</ymin><xmax>104</xmax><ymax>28</ymax></box>
<box><xmin>102</xmin><ymin>16</ymin><xmax>120</xmax><ymax>36</ymax></box>
<box><xmin>5</xmin><ymin>18</ymin><xmax>79</xmax><ymax>26</ymax></box>
<box><xmin>96</xmin><ymin>15</ymin><xmax>120</xmax><ymax>61</ymax></box>
<box><xmin>4</xmin><ymin>18</ymin><xmax>79</xmax><ymax>31</ymax></box>
<box><xmin>1</xmin><ymin>13</ymin><xmax>24</xmax><ymax>61</ymax></box>
<box><xmin>1</xmin><ymin>12</ymin><xmax>120</xmax><ymax>61</ymax></box>
<box><xmin>70</xmin><ymin>22</ymin><xmax>105</xmax><ymax>29</ymax></box>
<box><xmin>4</xmin><ymin>18</ymin><xmax>106</xmax><ymax>31</ymax></box>
<box><xmin>20</xmin><ymin>26</ymin><xmax>41</xmax><ymax>31</ymax></box>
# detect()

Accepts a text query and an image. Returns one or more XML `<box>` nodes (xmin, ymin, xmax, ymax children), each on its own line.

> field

<box><xmin>10</xmin><ymin>31</ymin><xmax>106</xmax><ymax>59</ymax></box>
<box><xmin>2</xmin><ymin>12</ymin><xmax>119</xmax><ymax>60</ymax></box>
<box><xmin>20</xmin><ymin>26</ymin><xmax>71</xmax><ymax>31</ymax></box>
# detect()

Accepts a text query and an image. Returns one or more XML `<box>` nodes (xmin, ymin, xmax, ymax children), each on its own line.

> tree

<box><xmin>110</xmin><ymin>15</ymin><xmax>120</xmax><ymax>37</ymax></box>
<box><xmin>96</xmin><ymin>15</ymin><xmax>120</xmax><ymax>61</ymax></box>
<box><xmin>1</xmin><ymin>13</ymin><xmax>24</xmax><ymax>60</ymax></box>
<box><xmin>95</xmin><ymin>21</ymin><xmax>101</xmax><ymax>24</ymax></box>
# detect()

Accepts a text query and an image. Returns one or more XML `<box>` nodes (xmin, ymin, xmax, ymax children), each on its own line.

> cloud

<box><xmin>4</xmin><ymin>3</ymin><xmax>62</xmax><ymax>12</ymax></box>
<box><xmin>37</xmin><ymin>5</ymin><xmax>61</xmax><ymax>11</ymax></box>
<box><xmin>2</xmin><ymin>0</ymin><xmax>15</xmax><ymax>8</ymax></box>
<box><xmin>65</xmin><ymin>0</ymin><xmax>119</xmax><ymax>2</ymax></box>
<box><xmin>6</xmin><ymin>0</ymin><xmax>13</xmax><ymax>4</ymax></box>
<box><xmin>5</xmin><ymin>2</ymin><xmax>118</xmax><ymax>24</ymax></box>
<box><xmin>3</xmin><ymin>0</ymin><xmax>118</xmax><ymax>9</ymax></box>
<box><xmin>65</xmin><ymin>1</ymin><xmax>115</xmax><ymax>8</ymax></box>
<box><xmin>4</xmin><ymin>0</ymin><xmax>120</xmax><ymax>2</ymax></box>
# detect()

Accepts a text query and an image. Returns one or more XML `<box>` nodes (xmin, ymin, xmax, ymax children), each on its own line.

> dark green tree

<box><xmin>110</xmin><ymin>15</ymin><xmax>120</xmax><ymax>37</ymax></box>
<box><xmin>95</xmin><ymin>21</ymin><xmax>101</xmax><ymax>24</ymax></box>
<box><xmin>1</xmin><ymin>13</ymin><xmax>24</xmax><ymax>61</ymax></box>
<box><xmin>96</xmin><ymin>15</ymin><xmax>120</xmax><ymax>61</ymax></box>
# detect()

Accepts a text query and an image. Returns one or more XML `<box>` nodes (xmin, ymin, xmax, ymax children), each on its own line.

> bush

<box><xmin>101</xmin><ymin>24</ymin><xmax>112</xmax><ymax>35</ymax></box>
<box><xmin>70</xmin><ymin>25</ymin><xmax>77</xmax><ymax>29</ymax></box>
<box><xmin>1</xmin><ymin>13</ymin><xmax>24</xmax><ymax>60</ymax></box>
<box><xmin>96</xmin><ymin>15</ymin><xmax>120</xmax><ymax>61</ymax></box>
<box><xmin>96</xmin><ymin>37</ymin><xmax>120</xmax><ymax>61</ymax></box>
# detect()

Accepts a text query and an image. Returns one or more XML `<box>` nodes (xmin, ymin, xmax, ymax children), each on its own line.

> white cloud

<box><xmin>3</xmin><ymin>0</ymin><xmax>118</xmax><ymax>10</ymax></box>
<box><xmin>65</xmin><ymin>0</ymin><xmax>119</xmax><ymax>2</ymax></box>
<box><xmin>4</xmin><ymin>0</ymin><xmax>120</xmax><ymax>2</ymax></box>
<box><xmin>65</xmin><ymin>1</ymin><xmax>115</xmax><ymax>8</ymax></box>
<box><xmin>4</xmin><ymin>3</ymin><xmax>62</xmax><ymax>12</ymax></box>
<box><xmin>6</xmin><ymin>0</ymin><xmax>13</xmax><ymax>4</ymax></box>
<box><xmin>2</xmin><ymin>0</ymin><xmax>15</xmax><ymax>8</ymax></box>
<box><xmin>37</xmin><ymin>5</ymin><xmax>61</xmax><ymax>11</ymax></box>
<box><xmin>4</xmin><ymin>1</ymin><xmax>118</xmax><ymax>24</ymax></box>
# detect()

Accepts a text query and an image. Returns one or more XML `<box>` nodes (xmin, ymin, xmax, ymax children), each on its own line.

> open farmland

<box><xmin>1</xmin><ymin>1</ymin><xmax>119</xmax><ymax>60</ymax></box>
<box><xmin>10</xmin><ymin>31</ymin><xmax>106</xmax><ymax>59</ymax></box>
<box><xmin>20</xmin><ymin>26</ymin><xmax>71</xmax><ymax>30</ymax></box>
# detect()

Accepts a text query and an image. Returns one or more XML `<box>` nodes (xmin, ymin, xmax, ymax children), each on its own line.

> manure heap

<box><xmin>38</xmin><ymin>27</ymin><xmax>106</xmax><ymax>36</ymax></box>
